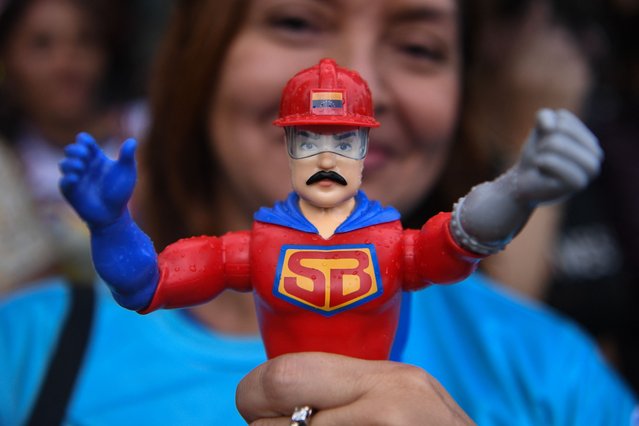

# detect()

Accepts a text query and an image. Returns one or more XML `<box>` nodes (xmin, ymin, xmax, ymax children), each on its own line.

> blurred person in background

<box><xmin>0</xmin><ymin>0</ymin><xmax>636</xmax><ymax>424</ymax></box>
<box><xmin>0</xmin><ymin>138</ymin><xmax>53</xmax><ymax>293</ymax></box>
<box><xmin>0</xmin><ymin>0</ymin><xmax>146</xmax><ymax>287</ymax></box>
<box><xmin>544</xmin><ymin>0</ymin><xmax>639</xmax><ymax>394</ymax></box>
<box><xmin>463</xmin><ymin>0</ymin><xmax>598</xmax><ymax>299</ymax></box>
<box><xmin>461</xmin><ymin>0</ymin><xmax>639</xmax><ymax>393</ymax></box>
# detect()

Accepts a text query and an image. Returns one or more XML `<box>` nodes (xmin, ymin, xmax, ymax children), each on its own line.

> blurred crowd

<box><xmin>465</xmin><ymin>0</ymin><xmax>639</xmax><ymax>392</ymax></box>
<box><xmin>0</xmin><ymin>0</ymin><xmax>169</xmax><ymax>286</ymax></box>
<box><xmin>0</xmin><ymin>0</ymin><xmax>637</xmax><ymax>407</ymax></box>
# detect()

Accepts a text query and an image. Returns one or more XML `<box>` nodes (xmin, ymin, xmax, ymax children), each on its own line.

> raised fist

<box><xmin>511</xmin><ymin>108</ymin><xmax>603</xmax><ymax>206</ymax></box>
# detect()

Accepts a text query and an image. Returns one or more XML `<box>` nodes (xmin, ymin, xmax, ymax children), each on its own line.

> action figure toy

<box><xmin>60</xmin><ymin>59</ymin><xmax>602</xmax><ymax>359</ymax></box>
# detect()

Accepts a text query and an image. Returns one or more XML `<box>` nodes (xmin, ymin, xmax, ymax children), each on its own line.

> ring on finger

<box><xmin>290</xmin><ymin>406</ymin><xmax>313</xmax><ymax>426</ymax></box>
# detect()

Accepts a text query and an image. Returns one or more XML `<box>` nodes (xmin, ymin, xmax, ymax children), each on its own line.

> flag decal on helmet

<box><xmin>311</xmin><ymin>90</ymin><xmax>344</xmax><ymax>115</ymax></box>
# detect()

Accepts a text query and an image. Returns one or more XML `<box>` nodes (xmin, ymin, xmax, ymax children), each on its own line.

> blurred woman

<box><xmin>0</xmin><ymin>0</ymin><xmax>635</xmax><ymax>424</ymax></box>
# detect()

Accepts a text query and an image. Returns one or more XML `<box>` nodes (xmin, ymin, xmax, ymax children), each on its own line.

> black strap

<box><xmin>26</xmin><ymin>284</ymin><xmax>95</xmax><ymax>426</ymax></box>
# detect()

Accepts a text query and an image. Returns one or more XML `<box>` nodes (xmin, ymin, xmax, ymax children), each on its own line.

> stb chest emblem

<box><xmin>273</xmin><ymin>244</ymin><xmax>383</xmax><ymax>316</ymax></box>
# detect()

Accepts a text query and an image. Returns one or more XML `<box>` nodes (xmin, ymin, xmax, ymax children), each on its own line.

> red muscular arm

<box><xmin>140</xmin><ymin>231</ymin><xmax>251</xmax><ymax>313</ymax></box>
<box><xmin>403</xmin><ymin>212</ymin><xmax>485</xmax><ymax>291</ymax></box>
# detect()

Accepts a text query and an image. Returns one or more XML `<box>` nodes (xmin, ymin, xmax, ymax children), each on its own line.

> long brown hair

<box><xmin>140</xmin><ymin>0</ymin><xmax>250</xmax><ymax>249</ymax></box>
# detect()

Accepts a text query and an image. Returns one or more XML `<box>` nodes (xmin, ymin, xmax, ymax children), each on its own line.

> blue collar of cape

<box><xmin>254</xmin><ymin>190</ymin><xmax>401</xmax><ymax>234</ymax></box>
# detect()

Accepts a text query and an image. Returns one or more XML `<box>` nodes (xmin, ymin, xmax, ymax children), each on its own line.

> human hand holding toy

<box><xmin>236</xmin><ymin>352</ymin><xmax>474</xmax><ymax>425</ymax></box>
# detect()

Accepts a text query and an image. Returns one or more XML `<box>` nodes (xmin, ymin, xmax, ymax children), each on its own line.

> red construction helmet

<box><xmin>273</xmin><ymin>58</ymin><xmax>380</xmax><ymax>128</ymax></box>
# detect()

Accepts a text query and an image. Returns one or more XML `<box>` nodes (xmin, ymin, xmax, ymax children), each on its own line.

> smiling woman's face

<box><xmin>209</xmin><ymin>0</ymin><xmax>461</xmax><ymax>216</ymax></box>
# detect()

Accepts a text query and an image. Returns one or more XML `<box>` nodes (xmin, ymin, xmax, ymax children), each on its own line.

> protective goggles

<box><xmin>285</xmin><ymin>127</ymin><xmax>369</xmax><ymax>160</ymax></box>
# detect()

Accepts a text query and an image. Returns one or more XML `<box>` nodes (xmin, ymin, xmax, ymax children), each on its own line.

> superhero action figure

<box><xmin>59</xmin><ymin>59</ymin><xmax>602</xmax><ymax>360</ymax></box>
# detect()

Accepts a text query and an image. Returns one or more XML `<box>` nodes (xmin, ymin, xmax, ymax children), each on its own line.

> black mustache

<box><xmin>306</xmin><ymin>170</ymin><xmax>348</xmax><ymax>186</ymax></box>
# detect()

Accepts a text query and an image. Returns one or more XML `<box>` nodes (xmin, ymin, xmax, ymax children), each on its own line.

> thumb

<box><xmin>535</xmin><ymin>108</ymin><xmax>558</xmax><ymax>135</ymax></box>
<box><xmin>118</xmin><ymin>138</ymin><xmax>138</xmax><ymax>167</ymax></box>
<box><xmin>520</xmin><ymin>109</ymin><xmax>557</xmax><ymax>164</ymax></box>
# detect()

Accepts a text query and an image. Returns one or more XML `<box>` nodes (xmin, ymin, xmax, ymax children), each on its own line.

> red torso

<box><xmin>251</xmin><ymin>220</ymin><xmax>404</xmax><ymax>359</ymax></box>
<box><xmin>145</xmin><ymin>212</ymin><xmax>483</xmax><ymax>360</ymax></box>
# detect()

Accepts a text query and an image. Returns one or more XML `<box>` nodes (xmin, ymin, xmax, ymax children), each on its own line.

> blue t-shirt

<box><xmin>1</xmin><ymin>274</ymin><xmax>636</xmax><ymax>425</ymax></box>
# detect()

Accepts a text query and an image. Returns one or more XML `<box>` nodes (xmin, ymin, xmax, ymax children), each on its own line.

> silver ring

<box><xmin>290</xmin><ymin>406</ymin><xmax>313</xmax><ymax>426</ymax></box>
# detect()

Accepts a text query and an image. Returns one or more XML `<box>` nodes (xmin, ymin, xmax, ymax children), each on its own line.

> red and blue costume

<box><xmin>142</xmin><ymin>191</ymin><xmax>484</xmax><ymax>359</ymax></box>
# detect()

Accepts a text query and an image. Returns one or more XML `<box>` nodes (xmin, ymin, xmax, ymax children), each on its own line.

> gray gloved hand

<box><xmin>450</xmin><ymin>108</ymin><xmax>603</xmax><ymax>255</ymax></box>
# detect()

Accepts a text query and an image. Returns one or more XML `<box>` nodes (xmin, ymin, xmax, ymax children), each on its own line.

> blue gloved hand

<box><xmin>59</xmin><ymin>132</ymin><xmax>137</xmax><ymax>229</ymax></box>
<box><xmin>59</xmin><ymin>133</ymin><xmax>158</xmax><ymax>310</ymax></box>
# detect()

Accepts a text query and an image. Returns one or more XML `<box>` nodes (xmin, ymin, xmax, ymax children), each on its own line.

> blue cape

<box><xmin>254</xmin><ymin>190</ymin><xmax>400</xmax><ymax>234</ymax></box>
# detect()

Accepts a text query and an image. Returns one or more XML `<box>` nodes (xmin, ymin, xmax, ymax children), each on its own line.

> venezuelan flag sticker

<box><xmin>311</xmin><ymin>90</ymin><xmax>345</xmax><ymax>115</ymax></box>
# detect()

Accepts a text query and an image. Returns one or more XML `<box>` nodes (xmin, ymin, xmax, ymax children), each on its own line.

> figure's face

<box><xmin>290</xmin><ymin>149</ymin><xmax>363</xmax><ymax>210</ymax></box>
<box><xmin>210</xmin><ymin>0</ymin><xmax>461</xmax><ymax>216</ymax></box>
<box><xmin>2</xmin><ymin>0</ymin><xmax>106</xmax><ymax>125</ymax></box>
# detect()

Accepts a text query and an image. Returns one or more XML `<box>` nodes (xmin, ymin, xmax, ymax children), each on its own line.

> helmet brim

<box><xmin>274</xmin><ymin>113</ymin><xmax>380</xmax><ymax>128</ymax></box>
